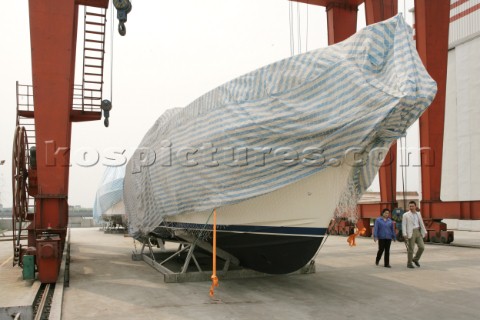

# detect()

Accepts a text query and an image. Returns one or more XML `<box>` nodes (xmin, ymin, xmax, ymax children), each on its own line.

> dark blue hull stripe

<box><xmin>163</xmin><ymin>222</ymin><xmax>327</xmax><ymax>236</ymax></box>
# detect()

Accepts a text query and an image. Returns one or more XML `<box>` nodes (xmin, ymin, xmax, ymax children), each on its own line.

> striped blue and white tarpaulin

<box><xmin>123</xmin><ymin>14</ymin><xmax>437</xmax><ymax>236</ymax></box>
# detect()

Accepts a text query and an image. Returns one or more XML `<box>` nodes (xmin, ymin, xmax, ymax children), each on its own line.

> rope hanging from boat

<box><xmin>209</xmin><ymin>208</ymin><xmax>219</xmax><ymax>297</ymax></box>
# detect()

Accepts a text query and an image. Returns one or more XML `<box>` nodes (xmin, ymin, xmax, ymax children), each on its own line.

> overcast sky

<box><xmin>0</xmin><ymin>0</ymin><xmax>416</xmax><ymax>208</ymax></box>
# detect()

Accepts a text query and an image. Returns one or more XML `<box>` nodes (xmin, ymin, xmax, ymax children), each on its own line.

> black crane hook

<box><xmin>101</xmin><ymin>100</ymin><xmax>112</xmax><ymax>127</ymax></box>
<box><xmin>113</xmin><ymin>0</ymin><xmax>132</xmax><ymax>36</ymax></box>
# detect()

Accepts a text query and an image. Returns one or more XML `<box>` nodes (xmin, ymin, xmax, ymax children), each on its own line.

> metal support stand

<box><xmin>132</xmin><ymin>230</ymin><xmax>315</xmax><ymax>283</ymax></box>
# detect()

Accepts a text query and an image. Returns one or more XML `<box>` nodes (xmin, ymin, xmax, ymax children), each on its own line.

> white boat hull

<box><xmin>156</xmin><ymin>164</ymin><xmax>352</xmax><ymax>274</ymax></box>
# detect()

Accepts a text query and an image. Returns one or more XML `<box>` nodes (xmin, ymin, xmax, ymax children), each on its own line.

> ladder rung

<box><xmin>85</xmin><ymin>48</ymin><xmax>104</xmax><ymax>52</ymax></box>
<box><xmin>83</xmin><ymin>89</ymin><xmax>102</xmax><ymax>92</ymax></box>
<box><xmin>84</xmin><ymin>72</ymin><xmax>102</xmax><ymax>76</ymax></box>
<box><xmin>85</xmin><ymin>21</ymin><xmax>105</xmax><ymax>26</ymax></box>
<box><xmin>85</xmin><ymin>39</ymin><xmax>104</xmax><ymax>44</ymax></box>
<box><xmin>83</xmin><ymin>97</ymin><xmax>102</xmax><ymax>100</ymax></box>
<box><xmin>85</xmin><ymin>30</ymin><xmax>104</xmax><ymax>35</ymax></box>
<box><xmin>86</xmin><ymin>12</ymin><xmax>106</xmax><ymax>18</ymax></box>
<box><xmin>84</xmin><ymin>56</ymin><xmax>103</xmax><ymax>60</ymax></box>
<box><xmin>85</xmin><ymin>64</ymin><xmax>102</xmax><ymax>68</ymax></box>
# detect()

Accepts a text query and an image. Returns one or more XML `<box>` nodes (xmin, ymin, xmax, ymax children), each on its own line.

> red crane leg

<box><xmin>364</xmin><ymin>0</ymin><xmax>398</xmax><ymax>25</ymax></box>
<box><xmin>378</xmin><ymin>141</ymin><xmax>398</xmax><ymax>209</ymax></box>
<box><xmin>27</xmin><ymin>0</ymin><xmax>109</xmax><ymax>283</ymax></box>
<box><xmin>414</xmin><ymin>0</ymin><xmax>450</xmax><ymax>218</ymax></box>
<box><xmin>326</xmin><ymin>2</ymin><xmax>359</xmax><ymax>45</ymax></box>
<box><xmin>29</xmin><ymin>0</ymin><xmax>78</xmax><ymax>283</ymax></box>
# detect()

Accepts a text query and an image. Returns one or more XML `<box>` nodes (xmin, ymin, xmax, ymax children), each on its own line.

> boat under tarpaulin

<box><xmin>123</xmin><ymin>15</ymin><xmax>436</xmax><ymax>274</ymax></box>
<box><xmin>93</xmin><ymin>166</ymin><xmax>127</xmax><ymax>227</ymax></box>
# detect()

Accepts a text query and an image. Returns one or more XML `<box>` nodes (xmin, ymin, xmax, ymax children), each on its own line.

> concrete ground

<box><xmin>59</xmin><ymin>228</ymin><xmax>480</xmax><ymax>320</ymax></box>
<box><xmin>0</xmin><ymin>238</ymin><xmax>39</xmax><ymax>320</ymax></box>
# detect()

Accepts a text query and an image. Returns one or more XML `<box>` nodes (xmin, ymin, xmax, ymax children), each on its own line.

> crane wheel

<box><xmin>11</xmin><ymin>126</ymin><xmax>29</xmax><ymax>267</ymax></box>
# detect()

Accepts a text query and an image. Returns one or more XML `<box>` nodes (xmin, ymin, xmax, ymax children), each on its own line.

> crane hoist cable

<box><xmin>305</xmin><ymin>2</ymin><xmax>309</xmax><ymax>52</ymax></box>
<box><xmin>289</xmin><ymin>2</ymin><xmax>294</xmax><ymax>56</ymax></box>
<box><xmin>297</xmin><ymin>1</ymin><xmax>302</xmax><ymax>54</ymax></box>
<box><xmin>101</xmin><ymin>5</ymin><xmax>115</xmax><ymax>128</ymax></box>
<box><xmin>110</xmin><ymin>3</ymin><xmax>114</xmax><ymax>106</ymax></box>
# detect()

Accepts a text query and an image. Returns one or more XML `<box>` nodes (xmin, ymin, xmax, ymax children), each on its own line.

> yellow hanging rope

<box><xmin>209</xmin><ymin>208</ymin><xmax>219</xmax><ymax>297</ymax></box>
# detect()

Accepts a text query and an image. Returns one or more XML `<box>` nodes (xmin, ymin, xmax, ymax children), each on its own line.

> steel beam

<box><xmin>364</xmin><ymin>0</ymin><xmax>398</xmax><ymax>25</ymax></box>
<box><xmin>326</xmin><ymin>2</ymin><xmax>359</xmax><ymax>45</ymax></box>
<box><xmin>291</xmin><ymin>1</ymin><xmax>361</xmax><ymax>45</ymax></box>
<box><xmin>291</xmin><ymin>0</ymin><xmax>364</xmax><ymax>8</ymax></box>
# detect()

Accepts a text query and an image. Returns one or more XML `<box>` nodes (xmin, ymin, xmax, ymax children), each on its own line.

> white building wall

<box><xmin>442</xmin><ymin>0</ymin><xmax>480</xmax><ymax>202</ymax></box>
<box><xmin>449</xmin><ymin>0</ymin><xmax>480</xmax><ymax>47</ymax></box>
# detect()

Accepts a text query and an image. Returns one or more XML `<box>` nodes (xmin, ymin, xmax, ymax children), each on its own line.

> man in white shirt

<box><xmin>402</xmin><ymin>201</ymin><xmax>427</xmax><ymax>268</ymax></box>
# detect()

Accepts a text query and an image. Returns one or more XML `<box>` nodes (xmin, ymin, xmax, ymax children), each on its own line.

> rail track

<box><xmin>32</xmin><ymin>283</ymin><xmax>55</xmax><ymax>320</ymax></box>
<box><xmin>0</xmin><ymin>235</ymin><xmax>27</xmax><ymax>242</ymax></box>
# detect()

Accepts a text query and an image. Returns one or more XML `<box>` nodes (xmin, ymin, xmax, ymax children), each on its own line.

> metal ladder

<box><xmin>81</xmin><ymin>6</ymin><xmax>107</xmax><ymax>113</ymax></box>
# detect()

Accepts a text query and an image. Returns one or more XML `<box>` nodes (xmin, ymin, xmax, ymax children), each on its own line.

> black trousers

<box><xmin>376</xmin><ymin>239</ymin><xmax>392</xmax><ymax>266</ymax></box>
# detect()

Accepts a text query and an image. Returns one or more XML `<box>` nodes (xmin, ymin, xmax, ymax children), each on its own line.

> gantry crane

<box><xmin>12</xmin><ymin>0</ymin><xmax>131</xmax><ymax>283</ymax></box>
